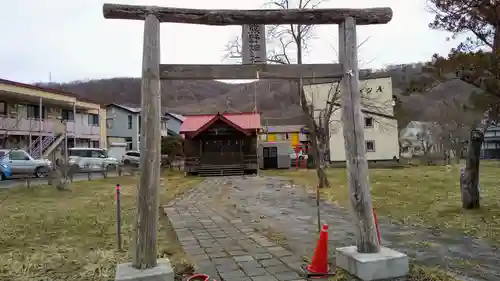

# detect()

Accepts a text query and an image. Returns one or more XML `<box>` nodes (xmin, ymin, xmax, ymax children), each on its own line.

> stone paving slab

<box><xmin>211</xmin><ymin>176</ymin><xmax>500</xmax><ymax>281</ymax></box>
<box><xmin>165</xmin><ymin>178</ymin><xmax>307</xmax><ymax>281</ymax></box>
<box><xmin>166</xmin><ymin>176</ymin><xmax>500</xmax><ymax>281</ymax></box>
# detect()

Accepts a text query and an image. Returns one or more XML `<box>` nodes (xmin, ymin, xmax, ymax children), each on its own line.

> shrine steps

<box><xmin>198</xmin><ymin>164</ymin><xmax>245</xmax><ymax>177</ymax></box>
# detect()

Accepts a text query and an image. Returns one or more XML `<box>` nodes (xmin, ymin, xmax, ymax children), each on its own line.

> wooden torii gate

<box><xmin>103</xmin><ymin>4</ymin><xmax>406</xmax><ymax>281</ymax></box>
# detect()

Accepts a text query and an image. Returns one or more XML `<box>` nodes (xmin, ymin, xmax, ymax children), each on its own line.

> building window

<box><xmin>61</xmin><ymin>109</ymin><xmax>74</xmax><ymax>121</ymax></box>
<box><xmin>365</xmin><ymin>140</ymin><xmax>375</xmax><ymax>152</ymax></box>
<box><xmin>91</xmin><ymin>141</ymin><xmax>99</xmax><ymax>148</ymax></box>
<box><xmin>285</xmin><ymin>132</ymin><xmax>289</xmax><ymax>139</ymax></box>
<box><xmin>125</xmin><ymin>137</ymin><xmax>133</xmax><ymax>150</ymax></box>
<box><xmin>364</xmin><ymin>117</ymin><xmax>374</xmax><ymax>128</ymax></box>
<box><xmin>106</xmin><ymin>118</ymin><xmax>114</xmax><ymax>129</ymax></box>
<box><xmin>27</xmin><ymin>105</ymin><xmax>46</xmax><ymax>119</ymax></box>
<box><xmin>88</xmin><ymin>114</ymin><xmax>99</xmax><ymax>126</ymax></box>
<box><xmin>0</xmin><ymin>102</ymin><xmax>6</xmax><ymax>115</ymax></box>
<box><xmin>128</xmin><ymin>115</ymin><xmax>133</xmax><ymax>129</ymax></box>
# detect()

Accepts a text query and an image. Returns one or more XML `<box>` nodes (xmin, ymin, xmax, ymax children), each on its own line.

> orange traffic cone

<box><xmin>301</xmin><ymin>224</ymin><xmax>336</xmax><ymax>278</ymax></box>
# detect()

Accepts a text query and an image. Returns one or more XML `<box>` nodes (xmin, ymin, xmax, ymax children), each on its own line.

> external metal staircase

<box><xmin>29</xmin><ymin>134</ymin><xmax>65</xmax><ymax>159</ymax></box>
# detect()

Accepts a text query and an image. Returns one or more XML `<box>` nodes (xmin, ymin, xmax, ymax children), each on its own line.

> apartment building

<box><xmin>0</xmin><ymin>79</ymin><xmax>107</xmax><ymax>159</ymax></box>
<box><xmin>106</xmin><ymin>103</ymin><xmax>172</xmax><ymax>151</ymax></box>
<box><xmin>481</xmin><ymin>124</ymin><xmax>500</xmax><ymax>159</ymax></box>
<box><xmin>303</xmin><ymin>76</ymin><xmax>399</xmax><ymax>162</ymax></box>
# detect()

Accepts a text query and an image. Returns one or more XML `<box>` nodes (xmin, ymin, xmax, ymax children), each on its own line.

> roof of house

<box><xmin>107</xmin><ymin>103</ymin><xmax>141</xmax><ymax>113</ymax></box>
<box><xmin>0</xmin><ymin>78</ymin><xmax>101</xmax><ymax>105</ymax></box>
<box><xmin>165</xmin><ymin>112</ymin><xmax>185</xmax><ymax>122</ymax></box>
<box><xmin>107</xmin><ymin>103</ymin><xmax>180</xmax><ymax>120</ymax></box>
<box><xmin>180</xmin><ymin>112</ymin><xmax>261</xmax><ymax>134</ymax></box>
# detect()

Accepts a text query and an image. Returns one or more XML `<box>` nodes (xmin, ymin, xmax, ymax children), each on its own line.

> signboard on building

<box><xmin>242</xmin><ymin>24</ymin><xmax>267</xmax><ymax>64</ymax></box>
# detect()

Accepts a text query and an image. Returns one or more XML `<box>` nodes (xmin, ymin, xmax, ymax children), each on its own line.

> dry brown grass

<box><xmin>0</xmin><ymin>171</ymin><xmax>202</xmax><ymax>281</ymax></box>
<box><xmin>266</xmin><ymin>161</ymin><xmax>500</xmax><ymax>244</ymax></box>
<box><xmin>263</xmin><ymin>162</ymin><xmax>500</xmax><ymax>281</ymax></box>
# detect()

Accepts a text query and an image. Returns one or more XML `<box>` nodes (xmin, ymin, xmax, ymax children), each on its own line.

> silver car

<box><xmin>121</xmin><ymin>150</ymin><xmax>140</xmax><ymax>166</ymax></box>
<box><xmin>0</xmin><ymin>149</ymin><xmax>52</xmax><ymax>178</ymax></box>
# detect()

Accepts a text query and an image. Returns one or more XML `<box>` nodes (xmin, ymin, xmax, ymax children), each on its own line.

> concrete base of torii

<box><xmin>115</xmin><ymin>258</ymin><xmax>174</xmax><ymax>281</ymax></box>
<box><xmin>335</xmin><ymin>246</ymin><xmax>409</xmax><ymax>281</ymax></box>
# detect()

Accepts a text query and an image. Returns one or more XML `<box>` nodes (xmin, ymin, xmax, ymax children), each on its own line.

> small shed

<box><xmin>259</xmin><ymin>141</ymin><xmax>291</xmax><ymax>169</ymax></box>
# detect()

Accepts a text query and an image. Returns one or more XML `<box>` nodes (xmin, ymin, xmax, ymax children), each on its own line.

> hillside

<box><xmin>39</xmin><ymin>78</ymin><xmax>308</xmax><ymax>125</ymax></box>
<box><xmin>37</xmin><ymin>65</ymin><xmax>484</xmax><ymax>127</ymax></box>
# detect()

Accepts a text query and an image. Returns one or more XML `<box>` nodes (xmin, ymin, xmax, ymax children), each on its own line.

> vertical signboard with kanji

<box><xmin>242</xmin><ymin>24</ymin><xmax>267</xmax><ymax>64</ymax></box>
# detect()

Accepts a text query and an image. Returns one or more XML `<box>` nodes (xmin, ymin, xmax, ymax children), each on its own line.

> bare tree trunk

<box><xmin>296</xmin><ymin>85</ymin><xmax>329</xmax><ymax>189</ymax></box>
<box><xmin>454</xmin><ymin>143</ymin><xmax>461</xmax><ymax>164</ymax></box>
<box><xmin>460</xmin><ymin>129</ymin><xmax>482</xmax><ymax>209</ymax></box>
<box><xmin>315</xmin><ymin>132</ymin><xmax>330</xmax><ymax>189</ymax></box>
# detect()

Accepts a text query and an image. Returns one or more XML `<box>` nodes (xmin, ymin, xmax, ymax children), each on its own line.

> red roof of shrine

<box><xmin>180</xmin><ymin>112</ymin><xmax>261</xmax><ymax>137</ymax></box>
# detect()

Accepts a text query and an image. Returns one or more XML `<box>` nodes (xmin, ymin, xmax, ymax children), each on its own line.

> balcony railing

<box><xmin>0</xmin><ymin>116</ymin><xmax>100</xmax><ymax>137</ymax></box>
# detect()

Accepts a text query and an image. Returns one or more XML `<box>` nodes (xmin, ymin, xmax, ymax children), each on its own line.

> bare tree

<box><xmin>224</xmin><ymin>0</ymin><xmax>396</xmax><ymax>190</ymax></box>
<box><xmin>425</xmin><ymin>98</ymin><xmax>479</xmax><ymax>164</ymax></box>
<box><xmin>224</xmin><ymin>0</ymin><xmax>333</xmax><ymax>189</ymax></box>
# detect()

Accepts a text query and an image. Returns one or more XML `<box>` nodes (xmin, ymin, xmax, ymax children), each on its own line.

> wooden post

<box><xmin>132</xmin><ymin>13</ymin><xmax>162</xmax><ymax>269</ymax></box>
<box><xmin>338</xmin><ymin>17</ymin><xmax>380</xmax><ymax>254</ymax></box>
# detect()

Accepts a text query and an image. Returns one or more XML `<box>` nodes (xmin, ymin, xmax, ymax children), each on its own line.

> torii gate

<box><xmin>103</xmin><ymin>4</ymin><xmax>408</xmax><ymax>281</ymax></box>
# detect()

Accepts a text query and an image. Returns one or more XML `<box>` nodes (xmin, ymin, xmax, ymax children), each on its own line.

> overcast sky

<box><xmin>0</xmin><ymin>0</ymin><xmax>464</xmax><ymax>84</ymax></box>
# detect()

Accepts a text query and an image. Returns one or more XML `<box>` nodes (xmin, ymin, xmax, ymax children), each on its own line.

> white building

<box><xmin>303</xmin><ymin>77</ymin><xmax>400</xmax><ymax>162</ymax></box>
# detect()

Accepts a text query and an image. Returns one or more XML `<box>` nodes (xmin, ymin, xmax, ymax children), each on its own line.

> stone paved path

<box><xmin>165</xmin><ymin>178</ymin><xmax>307</xmax><ymax>281</ymax></box>
<box><xmin>166</xmin><ymin>176</ymin><xmax>500</xmax><ymax>281</ymax></box>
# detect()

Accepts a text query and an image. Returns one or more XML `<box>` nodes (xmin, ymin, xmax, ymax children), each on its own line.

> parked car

<box><xmin>0</xmin><ymin>162</ymin><xmax>12</xmax><ymax>180</ymax></box>
<box><xmin>121</xmin><ymin>151</ymin><xmax>140</xmax><ymax>166</ymax></box>
<box><xmin>0</xmin><ymin>149</ymin><xmax>52</xmax><ymax>178</ymax></box>
<box><xmin>68</xmin><ymin>147</ymin><xmax>119</xmax><ymax>171</ymax></box>
<box><xmin>121</xmin><ymin>151</ymin><xmax>170</xmax><ymax>167</ymax></box>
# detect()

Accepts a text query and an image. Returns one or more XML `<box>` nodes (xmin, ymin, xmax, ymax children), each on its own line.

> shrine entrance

<box><xmin>102</xmin><ymin>3</ymin><xmax>408</xmax><ymax>280</ymax></box>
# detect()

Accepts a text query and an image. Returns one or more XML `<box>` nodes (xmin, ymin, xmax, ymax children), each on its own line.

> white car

<box><xmin>68</xmin><ymin>147</ymin><xmax>119</xmax><ymax>171</ymax></box>
<box><xmin>121</xmin><ymin>150</ymin><xmax>140</xmax><ymax>166</ymax></box>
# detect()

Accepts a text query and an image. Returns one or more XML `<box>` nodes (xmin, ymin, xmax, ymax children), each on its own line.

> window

<box><xmin>126</xmin><ymin>152</ymin><xmax>140</xmax><ymax>157</ymax></box>
<box><xmin>0</xmin><ymin>102</ymin><xmax>6</xmax><ymax>115</ymax></box>
<box><xmin>125</xmin><ymin>137</ymin><xmax>133</xmax><ymax>150</ymax></box>
<box><xmin>106</xmin><ymin>118</ymin><xmax>114</xmax><ymax>129</ymax></box>
<box><xmin>27</xmin><ymin>105</ymin><xmax>46</xmax><ymax>119</ymax></box>
<box><xmin>9</xmin><ymin>150</ymin><xmax>28</xmax><ymax>160</ymax></box>
<box><xmin>61</xmin><ymin>109</ymin><xmax>74</xmax><ymax>121</ymax></box>
<box><xmin>364</xmin><ymin>117</ymin><xmax>374</xmax><ymax>128</ymax></box>
<box><xmin>128</xmin><ymin>115</ymin><xmax>133</xmax><ymax>129</ymax></box>
<box><xmin>285</xmin><ymin>133</ymin><xmax>289</xmax><ymax>140</ymax></box>
<box><xmin>69</xmin><ymin>149</ymin><xmax>87</xmax><ymax>157</ymax></box>
<box><xmin>365</xmin><ymin>140</ymin><xmax>375</xmax><ymax>152</ymax></box>
<box><xmin>88</xmin><ymin>114</ymin><xmax>99</xmax><ymax>126</ymax></box>
<box><xmin>91</xmin><ymin>141</ymin><xmax>99</xmax><ymax>148</ymax></box>
<box><xmin>90</xmin><ymin>149</ymin><xmax>105</xmax><ymax>157</ymax></box>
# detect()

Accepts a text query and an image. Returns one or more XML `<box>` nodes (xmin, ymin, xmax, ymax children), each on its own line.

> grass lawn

<box><xmin>265</xmin><ymin>161</ymin><xmax>500</xmax><ymax>244</ymax></box>
<box><xmin>0</xmin><ymin>171</ymin><xmax>202</xmax><ymax>281</ymax></box>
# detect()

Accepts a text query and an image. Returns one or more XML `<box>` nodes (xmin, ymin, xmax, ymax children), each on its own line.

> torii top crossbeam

<box><xmin>103</xmin><ymin>3</ymin><xmax>392</xmax><ymax>25</ymax></box>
